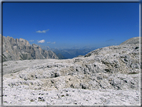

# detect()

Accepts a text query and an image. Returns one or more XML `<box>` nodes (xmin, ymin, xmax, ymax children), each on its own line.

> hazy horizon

<box><xmin>3</xmin><ymin>3</ymin><xmax>139</xmax><ymax>49</ymax></box>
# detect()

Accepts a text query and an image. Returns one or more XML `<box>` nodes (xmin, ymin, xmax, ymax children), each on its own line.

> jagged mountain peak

<box><xmin>32</xmin><ymin>43</ymin><xmax>39</xmax><ymax>47</ymax></box>
<box><xmin>2</xmin><ymin>35</ymin><xmax>58</xmax><ymax>61</ymax></box>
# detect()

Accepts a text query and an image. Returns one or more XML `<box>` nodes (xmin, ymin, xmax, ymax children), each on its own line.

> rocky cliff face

<box><xmin>2</xmin><ymin>36</ymin><xmax>58</xmax><ymax>61</ymax></box>
<box><xmin>3</xmin><ymin>37</ymin><xmax>141</xmax><ymax>105</ymax></box>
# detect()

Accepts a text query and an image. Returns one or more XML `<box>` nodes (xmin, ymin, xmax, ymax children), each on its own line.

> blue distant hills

<box><xmin>39</xmin><ymin>45</ymin><xmax>99</xmax><ymax>59</ymax></box>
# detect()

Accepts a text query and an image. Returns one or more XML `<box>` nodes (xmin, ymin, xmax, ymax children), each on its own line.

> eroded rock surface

<box><xmin>3</xmin><ymin>37</ymin><xmax>141</xmax><ymax>106</ymax></box>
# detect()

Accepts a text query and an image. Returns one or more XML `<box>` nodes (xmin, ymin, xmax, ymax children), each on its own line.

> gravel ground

<box><xmin>3</xmin><ymin>86</ymin><xmax>140</xmax><ymax>106</ymax></box>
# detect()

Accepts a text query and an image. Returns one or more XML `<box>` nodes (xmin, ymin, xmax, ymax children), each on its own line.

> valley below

<box><xmin>2</xmin><ymin>37</ymin><xmax>141</xmax><ymax>106</ymax></box>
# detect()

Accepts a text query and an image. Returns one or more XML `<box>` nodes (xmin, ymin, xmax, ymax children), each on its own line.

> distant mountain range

<box><xmin>40</xmin><ymin>46</ymin><xmax>98</xmax><ymax>59</ymax></box>
<box><xmin>2</xmin><ymin>35</ymin><xmax>58</xmax><ymax>62</ymax></box>
<box><xmin>3</xmin><ymin>35</ymin><xmax>140</xmax><ymax>61</ymax></box>
<box><xmin>52</xmin><ymin>48</ymin><xmax>98</xmax><ymax>59</ymax></box>
<box><xmin>1</xmin><ymin>35</ymin><xmax>99</xmax><ymax>61</ymax></box>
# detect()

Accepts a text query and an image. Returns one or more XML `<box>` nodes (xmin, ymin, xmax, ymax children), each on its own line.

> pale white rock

<box><xmin>2</xmin><ymin>37</ymin><xmax>141</xmax><ymax>106</ymax></box>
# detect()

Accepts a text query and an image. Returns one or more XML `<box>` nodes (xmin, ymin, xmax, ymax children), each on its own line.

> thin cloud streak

<box><xmin>47</xmin><ymin>42</ymin><xmax>56</xmax><ymax>44</ymax></box>
<box><xmin>52</xmin><ymin>42</ymin><xmax>56</xmax><ymax>44</ymax></box>
<box><xmin>29</xmin><ymin>40</ymin><xmax>34</xmax><ymax>42</ymax></box>
<box><xmin>36</xmin><ymin>29</ymin><xmax>49</xmax><ymax>33</ymax></box>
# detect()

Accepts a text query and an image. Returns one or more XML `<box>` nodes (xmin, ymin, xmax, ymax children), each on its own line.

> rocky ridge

<box><xmin>120</xmin><ymin>37</ymin><xmax>140</xmax><ymax>45</ymax></box>
<box><xmin>2</xmin><ymin>35</ymin><xmax>58</xmax><ymax>61</ymax></box>
<box><xmin>3</xmin><ymin>37</ymin><xmax>141</xmax><ymax>106</ymax></box>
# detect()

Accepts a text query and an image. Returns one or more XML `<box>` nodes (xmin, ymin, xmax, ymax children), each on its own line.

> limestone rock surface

<box><xmin>2</xmin><ymin>37</ymin><xmax>141</xmax><ymax>106</ymax></box>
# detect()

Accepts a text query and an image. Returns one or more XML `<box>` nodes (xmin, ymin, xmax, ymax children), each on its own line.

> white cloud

<box><xmin>36</xmin><ymin>29</ymin><xmax>49</xmax><ymax>33</ymax></box>
<box><xmin>38</xmin><ymin>40</ymin><xmax>45</xmax><ymax>43</ymax></box>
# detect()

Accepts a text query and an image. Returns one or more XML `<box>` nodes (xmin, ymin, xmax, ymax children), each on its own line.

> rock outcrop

<box><xmin>3</xmin><ymin>37</ymin><xmax>141</xmax><ymax>106</ymax></box>
<box><xmin>2</xmin><ymin>36</ymin><xmax>58</xmax><ymax>61</ymax></box>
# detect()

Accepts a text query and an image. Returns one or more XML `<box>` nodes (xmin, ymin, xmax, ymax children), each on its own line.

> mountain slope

<box><xmin>120</xmin><ymin>37</ymin><xmax>141</xmax><ymax>45</ymax></box>
<box><xmin>2</xmin><ymin>36</ymin><xmax>58</xmax><ymax>61</ymax></box>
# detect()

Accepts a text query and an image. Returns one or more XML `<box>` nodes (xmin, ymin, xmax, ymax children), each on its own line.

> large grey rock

<box><xmin>2</xmin><ymin>36</ymin><xmax>58</xmax><ymax>61</ymax></box>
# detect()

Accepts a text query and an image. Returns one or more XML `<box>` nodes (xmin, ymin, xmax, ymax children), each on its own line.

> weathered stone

<box><xmin>2</xmin><ymin>37</ymin><xmax>141</xmax><ymax>105</ymax></box>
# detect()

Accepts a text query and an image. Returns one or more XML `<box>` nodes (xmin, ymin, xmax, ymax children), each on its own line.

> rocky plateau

<box><xmin>2</xmin><ymin>37</ymin><xmax>141</xmax><ymax>106</ymax></box>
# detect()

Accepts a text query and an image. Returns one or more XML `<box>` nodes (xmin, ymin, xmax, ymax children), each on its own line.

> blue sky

<box><xmin>3</xmin><ymin>2</ymin><xmax>139</xmax><ymax>49</ymax></box>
